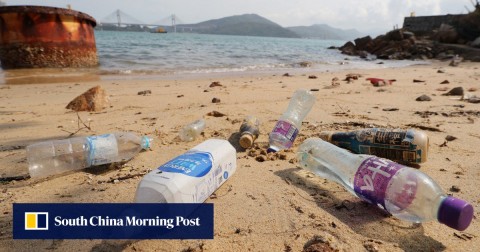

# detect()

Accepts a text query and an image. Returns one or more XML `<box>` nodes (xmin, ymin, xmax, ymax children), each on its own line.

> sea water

<box><xmin>0</xmin><ymin>31</ymin><xmax>428</xmax><ymax>84</ymax></box>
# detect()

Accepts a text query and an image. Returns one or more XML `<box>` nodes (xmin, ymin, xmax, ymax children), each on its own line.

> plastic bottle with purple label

<box><xmin>134</xmin><ymin>139</ymin><xmax>237</xmax><ymax>203</ymax></box>
<box><xmin>297</xmin><ymin>138</ymin><xmax>473</xmax><ymax>231</ymax></box>
<box><xmin>27</xmin><ymin>132</ymin><xmax>151</xmax><ymax>178</ymax></box>
<box><xmin>268</xmin><ymin>89</ymin><xmax>315</xmax><ymax>152</ymax></box>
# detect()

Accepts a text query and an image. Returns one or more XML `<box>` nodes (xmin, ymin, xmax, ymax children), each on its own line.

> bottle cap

<box><xmin>239</xmin><ymin>134</ymin><xmax>254</xmax><ymax>149</ymax></box>
<box><xmin>141</xmin><ymin>136</ymin><xmax>152</xmax><ymax>149</ymax></box>
<box><xmin>438</xmin><ymin>196</ymin><xmax>474</xmax><ymax>231</ymax></box>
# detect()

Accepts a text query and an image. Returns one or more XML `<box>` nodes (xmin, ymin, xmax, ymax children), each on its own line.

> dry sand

<box><xmin>0</xmin><ymin>61</ymin><xmax>479</xmax><ymax>251</ymax></box>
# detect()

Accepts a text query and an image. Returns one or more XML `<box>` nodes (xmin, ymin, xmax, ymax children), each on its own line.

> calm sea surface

<box><xmin>1</xmin><ymin>31</ymin><xmax>428</xmax><ymax>84</ymax></box>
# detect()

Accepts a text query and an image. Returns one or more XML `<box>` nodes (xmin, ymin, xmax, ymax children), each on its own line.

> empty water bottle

<box><xmin>27</xmin><ymin>132</ymin><xmax>152</xmax><ymax>178</ymax></box>
<box><xmin>268</xmin><ymin>89</ymin><xmax>315</xmax><ymax>152</ymax></box>
<box><xmin>239</xmin><ymin>116</ymin><xmax>260</xmax><ymax>149</ymax></box>
<box><xmin>179</xmin><ymin>119</ymin><xmax>206</xmax><ymax>142</ymax></box>
<box><xmin>135</xmin><ymin>139</ymin><xmax>236</xmax><ymax>203</ymax></box>
<box><xmin>319</xmin><ymin>128</ymin><xmax>429</xmax><ymax>163</ymax></box>
<box><xmin>297</xmin><ymin>138</ymin><xmax>473</xmax><ymax>231</ymax></box>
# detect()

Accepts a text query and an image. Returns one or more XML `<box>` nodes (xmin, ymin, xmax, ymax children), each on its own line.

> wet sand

<box><xmin>0</xmin><ymin>61</ymin><xmax>479</xmax><ymax>251</ymax></box>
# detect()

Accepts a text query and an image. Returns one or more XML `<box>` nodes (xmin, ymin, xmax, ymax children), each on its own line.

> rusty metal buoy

<box><xmin>0</xmin><ymin>5</ymin><xmax>98</xmax><ymax>69</ymax></box>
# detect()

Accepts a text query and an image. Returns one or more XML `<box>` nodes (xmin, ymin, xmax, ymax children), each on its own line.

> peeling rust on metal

<box><xmin>0</xmin><ymin>5</ymin><xmax>98</xmax><ymax>69</ymax></box>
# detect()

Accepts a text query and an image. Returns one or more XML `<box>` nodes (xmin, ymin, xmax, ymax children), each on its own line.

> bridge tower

<box><xmin>171</xmin><ymin>14</ymin><xmax>176</xmax><ymax>33</ymax></box>
<box><xmin>116</xmin><ymin>9</ymin><xmax>121</xmax><ymax>27</ymax></box>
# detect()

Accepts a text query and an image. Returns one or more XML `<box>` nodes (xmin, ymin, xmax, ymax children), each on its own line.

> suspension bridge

<box><xmin>97</xmin><ymin>9</ymin><xmax>195</xmax><ymax>32</ymax></box>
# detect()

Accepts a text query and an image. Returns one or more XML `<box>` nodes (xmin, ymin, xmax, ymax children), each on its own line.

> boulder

<box><xmin>66</xmin><ymin>85</ymin><xmax>108</xmax><ymax>112</ymax></box>
<box><xmin>340</xmin><ymin>41</ymin><xmax>357</xmax><ymax>56</ymax></box>
<box><xmin>472</xmin><ymin>36</ymin><xmax>480</xmax><ymax>48</ymax></box>
<box><xmin>354</xmin><ymin>36</ymin><xmax>373</xmax><ymax>51</ymax></box>
<box><xmin>386</xmin><ymin>29</ymin><xmax>404</xmax><ymax>41</ymax></box>
<box><xmin>434</xmin><ymin>24</ymin><xmax>459</xmax><ymax>43</ymax></box>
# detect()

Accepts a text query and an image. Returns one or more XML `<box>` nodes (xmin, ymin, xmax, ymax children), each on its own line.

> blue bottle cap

<box><xmin>438</xmin><ymin>196</ymin><xmax>474</xmax><ymax>231</ymax></box>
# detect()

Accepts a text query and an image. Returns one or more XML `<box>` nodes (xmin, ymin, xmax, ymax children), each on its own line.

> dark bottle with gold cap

<box><xmin>319</xmin><ymin>128</ymin><xmax>429</xmax><ymax>164</ymax></box>
<box><xmin>239</xmin><ymin>116</ymin><xmax>260</xmax><ymax>149</ymax></box>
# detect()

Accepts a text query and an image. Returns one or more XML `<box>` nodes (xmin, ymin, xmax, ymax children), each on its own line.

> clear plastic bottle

<box><xmin>179</xmin><ymin>119</ymin><xmax>206</xmax><ymax>142</ymax></box>
<box><xmin>135</xmin><ymin>139</ymin><xmax>236</xmax><ymax>203</ymax></box>
<box><xmin>297</xmin><ymin>138</ymin><xmax>473</xmax><ymax>231</ymax></box>
<box><xmin>319</xmin><ymin>128</ymin><xmax>429</xmax><ymax>164</ymax></box>
<box><xmin>239</xmin><ymin>116</ymin><xmax>260</xmax><ymax>149</ymax></box>
<box><xmin>268</xmin><ymin>89</ymin><xmax>315</xmax><ymax>152</ymax></box>
<box><xmin>27</xmin><ymin>132</ymin><xmax>152</xmax><ymax>178</ymax></box>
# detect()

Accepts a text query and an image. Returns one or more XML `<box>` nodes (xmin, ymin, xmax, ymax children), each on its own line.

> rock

<box><xmin>386</xmin><ymin>29</ymin><xmax>404</xmax><ymax>41</ymax></box>
<box><xmin>416</xmin><ymin>95</ymin><xmax>432</xmax><ymax>101</ymax></box>
<box><xmin>283</xmin><ymin>73</ymin><xmax>292</xmax><ymax>77</ymax></box>
<box><xmin>403</xmin><ymin>31</ymin><xmax>415</xmax><ymax>40</ymax></box>
<box><xmin>413</xmin><ymin>79</ymin><xmax>425</xmax><ymax>83</ymax></box>
<box><xmin>434</xmin><ymin>24</ymin><xmax>459</xmax><ymax>43</ymax></box>
<box><xmin>340</xmin><ymin>41</ymin><xmax>357</xmax><ymax>56</ymax></box>
<box><xmin>440</xmin><ymin>80</ymin><xmax>449</xmax><ymax>84</ymax></box>
<box><xmin>255</xmin><ymin>155</ymin><xmax>266</xmax><ymax>162</ymax></box>
<box><xmin>327</xmin><ymin>46</ymin><xmax>338</xmax><ymax>49</ymax></box>
<box><xmin>383</xmin><ymin>108</ymin><xmax>399</xmax><ymax>111</ymax></box>
<box><xmin>66</xmin><ymin>85</ymin><xmax>108</xmax><ymax>112</ymax></box>
<box><xmin>298</xmin><ymin>61</ymin><xmax>312</xmax><ymax>67</ymax></box>
<box><xmin>209</xmin><ymin>81</ymin><xmax>222</xmax><ymax>87</ymax></box>
<box><xmin>442</xmin><ymin>87</ymin><xmax>464</xmax><ymax>96</ymax></box>
<box><xmin>354</xmin><ymin>36</ymin><xmax>373</xmax><ymax>51</ymax></box>
<box><xmin>437</xmin><ymin>69</ymin><xmax>445</xmax><ymax>73</ymax></box>
<box><xmin>472</xmin><ymin>36</ymin><xmax>480</xmax><ymax>48</ymax></box>
<box><xmin>211</xmin><ymin>98</ymin><xmax>221</xmax><ymax>103</ymax></box>
<box><xmin>445</xmin><ymin>135</ymin><xmax>457</xmax><ymax>141</ymax></box>
<box><xmin>331</xmin><ymin>77</ymin><xmax>340</xmax><ymax>86</ymax></box>
<box><xmin>310</xmin><ymin>89</ymin><xmax>319</xmax><ymax>92</ymax></box>
<box><xmin>206</xmin><ymin>111</ymin><xmax>226</xmax><ymax>117</ymax></box>
<box><xmin>137</xmin><ymin>90</ymin><xmax>151</xmax><ymax>96</ymax></box>
<box><xmin>177</xmin><ymin>94</ymin><xmax>184</xmax><ymax>98</ymax></box>
<box><xmin>436</xmin><ymin>87</ymin><xmax>449</xmax><ymax>91</ymax></box>
<box><xmin>308</xmin><ymin>75</ymin><xmax>317</xmax><ymax>79</ymax></box>
<box><xmin>450</xmin><ymin>185</ymin><xmax>461</xmax><ymax>193</ymax></box>
<box><xmin>467</xmin><ymin>87</ymin><xmax>478</xmax><ymax>92</ymax></box>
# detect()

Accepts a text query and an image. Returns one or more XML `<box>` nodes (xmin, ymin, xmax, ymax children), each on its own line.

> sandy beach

<box><xmin>0</xmin><ymin>61</ymin><xmax>479</xmax><ymax>251</ymax></box>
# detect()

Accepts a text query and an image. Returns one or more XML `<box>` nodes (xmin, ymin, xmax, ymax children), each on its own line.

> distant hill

<box><xmin>287</xmin><ymin>24</ymin><xmax>364</xmax><ymax>40</ymax></box>
<box><xmin>179</xmin><ymin>14</ymin><xmax>300</xmax><ymax>38</ymax></box>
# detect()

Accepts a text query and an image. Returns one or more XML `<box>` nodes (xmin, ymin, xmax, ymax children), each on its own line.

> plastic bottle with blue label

<box><xmin>319</xmin><ymin>128</ymin><xmax>429</xmax><ymax>164</ymax></box>
<box><xmin>268</xmin><ymin>89</ymin><xmax>315</xmax><ymax>152</ymax></box>
<box><xmin>26</xmin><ymin>132</ymin><xmax>151</xmax><ymax>178</ymax></box>
<box><xmin>135</xmin><ymin>139</ymin><xmax>237</xmax><ymax>203</ymax></box>
<box><xmin>297</xmin><ymin>138</ymin><xmax>473</xmax><ymax>231</ymax></box>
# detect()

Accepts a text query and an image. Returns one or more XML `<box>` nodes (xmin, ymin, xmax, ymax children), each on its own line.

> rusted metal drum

<box><xmin>0</xmin><ymin>5</ymin><xmax>98</xmax><ymax>69</ymax></box>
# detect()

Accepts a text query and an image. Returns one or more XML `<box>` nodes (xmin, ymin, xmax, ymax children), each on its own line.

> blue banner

<box><xmin>13</xmin><ymin>203</ymin><xmax>213</xmax><ymax>239</ymax></box>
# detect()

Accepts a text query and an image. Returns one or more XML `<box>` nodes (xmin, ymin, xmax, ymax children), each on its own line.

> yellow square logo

<box><xmin>25</xmin><ymin>212</ymin><xmax>48</xmax><ymax>230</ymax></box>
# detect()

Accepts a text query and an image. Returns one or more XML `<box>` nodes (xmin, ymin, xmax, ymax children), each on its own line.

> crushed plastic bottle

<box><xmin>135</xmin><ymin>139</ymin><xmax>236</xmax><ymax>203</ymax></box>
<box><xmin>27</xmin><ymin>132</ymin><xmax>151</xmax><ymax>178</ymax></box>
<box><xmin>319</xmin><ymin>128</ymin><xmax>429</xmax><ymax>163</ymax></box>
<box><xmin>268</xmin><ymin>89</ymin><xmax>315</xmax><ymax>152</ymax></box>
<box><xmin>297</xmin><ymin>138</ymin><xmax>473</xmax><ymax>231</ymax></box>
<box><xmin>239</xmin><ymin>116</ymin><xmax>260</xmax><ymax>149</ymax></box>
<box><xmin>179</xmin><ymin>119</ymin><xmax>206</xmax><ymax>142</ymax></box>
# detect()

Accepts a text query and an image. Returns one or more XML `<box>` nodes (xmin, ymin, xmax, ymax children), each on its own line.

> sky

<box><xmin>4</xmin><ymin>0</ymin><xmax>474</xmax><ymax>35</ymax></box>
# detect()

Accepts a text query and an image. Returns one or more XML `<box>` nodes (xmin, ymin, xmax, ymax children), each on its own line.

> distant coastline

<box><xmin>96</xmin><ymin>13</ymin><xmax>364</xmax><ymax>41</ymax></box>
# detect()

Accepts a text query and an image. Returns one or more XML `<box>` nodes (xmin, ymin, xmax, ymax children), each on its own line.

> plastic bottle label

<box><xmin>332</xmin><ymin>129</ymin><xmax>422</xmax><ymax>163</ymax></box>
<box><xmin>353</xmin><ymin>156</ymin><xmax>404</xmax><ymax>209</ymax></box>
<box><xmin>272</xmin><ymin>120</ymin><xmax>298</xmax><ymax>144</ymax></box>
<box><xmin>86</xmin><ymin>134</ymin><xmax>118</xmax><ymax>166</ymax></box>
<box><xmin>158</xmin><ymin>151</ymin><xmax>213</xmax><ymax>177</ymax></box>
